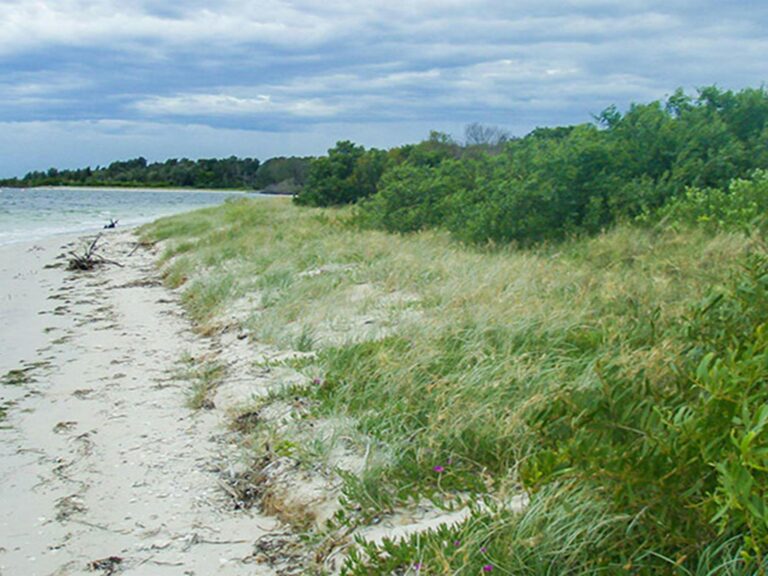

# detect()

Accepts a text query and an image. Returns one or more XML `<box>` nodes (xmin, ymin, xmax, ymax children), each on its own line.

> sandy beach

<box><xmin>0</xmin><ymin>224</ymin><xmax>513</xmax><ymax>576</ymax></box>
<box><xmin>0</xmin><ymin>230</ymin><xmax>279</xmax><ymax>575</ymax></box>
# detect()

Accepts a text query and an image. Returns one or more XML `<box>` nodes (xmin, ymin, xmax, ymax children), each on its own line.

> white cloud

<box><xmin>0</xmin><ymin>1</ymin><xmax>698</xmax><ymax>58</ymax></box>
<box><xmin>134</xmin><ymin>93</ymin><xmax>340</xmax><ymax>117</ymax></box>
<box><xmin>0</xmin><ymin>0</ymin><xmax>335</xmax><ymax>55</ymax></box>
<box><xmin>0</xmin><ymin>71</ymin><xmax>93</xmax><ymax>99</ymax></box>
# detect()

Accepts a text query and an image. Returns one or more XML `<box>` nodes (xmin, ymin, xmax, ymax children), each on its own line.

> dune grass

<box><xmin>174</xmin><ymin>353</ymin><xmax>227</xmax><ymax>410</ymax></box>
<box><xmin>142</xmin><ymin>197</ymin><xmax>767</xmax><ymax>574</ymax></box>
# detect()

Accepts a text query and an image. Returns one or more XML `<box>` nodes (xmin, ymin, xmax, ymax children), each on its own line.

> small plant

<box><xmin>175</xmin><ymin>354</ymin><xmax>227</xmax><ymax>410</ymax></box>
<box><xmin>0</xmin><ymin>401</ymin><xmax>11</xmax><ymax>425</ymax></box>
<box><xmin>2</xmin><ymin>368</ymin><xmax>34</xmax><ymax>386</ymax></box>
<box><xmin>657</xmin><ymin>170</ymin><xmax>768</xmax><ymax>232</ymax></box>
<box><xmin>295</xmin><ymin>326</ymin><xmax>315</xmax><ymax>352</ymax></box>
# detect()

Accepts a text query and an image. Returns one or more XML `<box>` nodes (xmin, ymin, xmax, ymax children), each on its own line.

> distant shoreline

<box><xmin>1</xmin><ymin>185</ymin><xmax>294</xmax><ymax>197</ymax></box>
<box><xmin>5</xmin><ymin>185</ymin><xmax>263</xmax><ymax>195</ymax></box>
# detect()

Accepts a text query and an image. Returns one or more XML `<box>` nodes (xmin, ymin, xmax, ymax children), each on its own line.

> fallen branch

<box><xmin>127</xmin><ymin>239</ymin><xmax>156</xmax><ymax>257</ymax></box>
<box><xmin>68</xmin><ymin>234</ymin><xmax>124</xmax><ymax>270</ymax></box>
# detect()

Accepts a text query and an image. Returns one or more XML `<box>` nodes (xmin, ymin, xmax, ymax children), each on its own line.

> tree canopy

<box><xmin>1</xmin><ymin>155</ymin><xmax>313</xmax><ymax>192</ymax></box>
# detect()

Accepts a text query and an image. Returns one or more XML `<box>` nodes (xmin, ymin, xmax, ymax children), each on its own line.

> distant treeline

<box><xmin>296</xmin><ymin>86</ymin><xmax>768</xmax><ymax>244</ymax></box>
<box><xmin>0</xmin><ymin>155</ymin><xmax>312</xmax><ymax>192</ymax></box>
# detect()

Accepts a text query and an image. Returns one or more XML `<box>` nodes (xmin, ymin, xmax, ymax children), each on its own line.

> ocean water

<box><xmin>0</xmin><ymin>187</ymin><xmax>252</xmax><ymax>245</ymax></box>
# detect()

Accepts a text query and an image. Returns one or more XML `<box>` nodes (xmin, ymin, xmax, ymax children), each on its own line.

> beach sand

<box><xmin>0</xmin><ymin>230</ymin><xmax>279</xmax><ymax>575</ymax></box>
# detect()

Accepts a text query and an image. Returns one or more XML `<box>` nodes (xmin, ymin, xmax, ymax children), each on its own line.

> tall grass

<box><xmin>142</xmin><ymin>198</ymin><xmax>767</xmax><ymax>573</ymax></box>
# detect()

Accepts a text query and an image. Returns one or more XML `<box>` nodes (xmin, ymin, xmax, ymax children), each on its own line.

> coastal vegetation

<box><xmin>140</xmin><ymin>85</ymin><xmax>768</xmax><ymax>573</ymax></box>
<box><xmin>298</xmin><ymin>86</ymin><xmax>768</xmax><ymax>245</ymax></box>
<box><xmin>0</xmin><ymin>155</ymin><xmax>311</xmax><ymax>192</ymax></box>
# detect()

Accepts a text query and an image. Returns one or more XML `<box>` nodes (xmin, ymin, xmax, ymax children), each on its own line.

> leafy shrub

<box><xmin>351</xmin><ymin>86</ymin><xmax>768</xmax><ymax>246</ymax></box>
<box><xmin>522</xmin><ymin>248</ymin><xmax>768</xmax><ymax>567</ymax></box>
<box><xmin>359</xmin><ymin>160</ymin><xmax>476</xmax><ymax>233</ymax></box>
<box><xmin>657</xmin><ymin>170</ymin><xmax>768</xmax><ymax>231</ymax></box>
<box><xmin>294</xmin><ymin>141</ymin><xmax>388</xmax><ymax>206</ymax></box>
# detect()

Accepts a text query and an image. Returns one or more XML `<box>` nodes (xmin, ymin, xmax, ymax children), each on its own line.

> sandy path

<box><xmin>0</xmin><ymin>231</ymin><xmax>279</xmax><ymax>576</ymax></box>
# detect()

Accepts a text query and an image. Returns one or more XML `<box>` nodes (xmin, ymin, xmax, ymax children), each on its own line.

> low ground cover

<box><xmin>143</xmin><ymin>197</ymin><xmax>767</xmax><ymax>574</ymax></box>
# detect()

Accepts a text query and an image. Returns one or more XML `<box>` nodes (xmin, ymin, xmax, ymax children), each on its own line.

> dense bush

<box><xmin>523</xmin><ymin>248</ymin><xmax>768</xmax><ymax>565</ymax></box>
<box><xmin>296</xmin><ymin>86</ymin><xmax>768</xmax><ymax>244</ymax></box>
<box><xmin>293</xmin><ymin>141</ymin><xmax>388</xmax><ymax>206</ymax></box>
<box><xmin>358</xmin><ymin>160</ymin><xmax>475</xmax><ymax>233</ymax></box>
<box><xmin>658</xmin><ymin>169</ymin><xmax>768</xmax><ymax>231</ymax></box>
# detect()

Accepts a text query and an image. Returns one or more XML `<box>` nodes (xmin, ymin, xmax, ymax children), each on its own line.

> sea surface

<box><xmin>0</xmin><ymin>187</ymin><xmax>252</xmax><ymax>245</ymax></box>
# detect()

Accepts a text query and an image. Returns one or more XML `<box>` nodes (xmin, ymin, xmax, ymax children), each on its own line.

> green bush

<box><xmin>523</xmin><ymin>249</ymin><xmax>768</xmax><ymax>566</ymax></box>
<box><xmin>294</xmin><ymin>141</ymin><xmax>388</xmax><ymax>206</ymax></box>
<box><xmin>350</xmin><ymin>86</ymin><xmax>768</xmax><ymax>246</ymax></box>
<box><xmin>657</xmin><ymin>170</ymin><xmax>768</xmax><ymax>231</ymax></box>
<box><xmin>359</xmin><ymin>160</ymin><xmax>475</xmax><ymax>233</ymax></box>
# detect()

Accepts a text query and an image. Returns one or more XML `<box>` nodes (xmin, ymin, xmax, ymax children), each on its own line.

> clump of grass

<box><xmin>162</xmin><ymin>256</ymin><xmax>193</xmax><ymax>288</ymax></box>
<box><xmin>2</xmin><ymin>364</ymin><xmax>42</xmax><ymax>386</ymax></box>
<box><xmin>343</xmin><ymin>483</ymin><xmax>627</xmax><ymax>575</ymax></box>
<box><xmin>181</xmin><ymin>273</ymin><xmax>236</xmax><ymax>326</ymax></box>
<box><xmin>343</xmin><ymin>484</ymin><xmax>761</xmax><ymax>575</ymax></box>
<box><xmin>175</xmin><ymin>354</ymin><xmax>227</xmax><ymax>410</ymax></box>
<box><xmin>0</xmin><ymin>401</ymin><xmax>11</xmax><ymax>425</ymax></box>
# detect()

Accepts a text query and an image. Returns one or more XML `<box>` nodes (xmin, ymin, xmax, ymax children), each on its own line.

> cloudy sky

<box><xmin>0</xmin><ymin>0</ymin><xmax>766</xmax><ymax>176</ymax></box>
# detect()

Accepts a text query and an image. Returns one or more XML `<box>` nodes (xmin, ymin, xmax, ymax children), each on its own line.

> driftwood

<box><xmin>87</xmin><ymin>555</ymin><xmax>123</xmax><ymax>575</ymax></box>
<box><xmin>68</xmin><ymin>234</ymin><xmax>124</xmax><ymax>270</ymax></box>
<box><xmin>127</xmin><ymin>239</ymin><xmax>156</xmax><ymax>257</ymax></box>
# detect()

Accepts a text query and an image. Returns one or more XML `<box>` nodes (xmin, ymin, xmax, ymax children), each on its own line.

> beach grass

<box><xmin>141</xmin><ymin>197</ymin><xmax>765</xmax><ymax>573</ymax></box>
<box><xmin>174</xmin><ymin>352</ymin><xmax>227</xmax><ymax>410</ymax></box>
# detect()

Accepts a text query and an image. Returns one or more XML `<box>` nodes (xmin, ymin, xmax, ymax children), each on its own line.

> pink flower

<box><xmin>433</xmin><ymin>465</ymin><xmax>445</xmax><ymax>473</ymax></box>
<box><xmin>453</xmin><ymin>540</ymin><xmax>461</xmax><ymax>547</ymax></box>
<box><xmin>483</xmin><ymin>565</ymin><xmax>494</xmax><ymax>572</ymax></box>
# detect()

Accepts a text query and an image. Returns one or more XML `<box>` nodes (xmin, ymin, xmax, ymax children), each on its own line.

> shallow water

<box><xmin>0</xmin><ymin>187</ymin><xmax>251</xmax><ymax>245</ymax></box>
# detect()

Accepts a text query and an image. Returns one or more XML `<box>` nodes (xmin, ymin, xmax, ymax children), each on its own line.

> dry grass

<box><xmin>142</xmin><ymin>198</ymin><xmax>761</xmax><ymax>574</ymax></box>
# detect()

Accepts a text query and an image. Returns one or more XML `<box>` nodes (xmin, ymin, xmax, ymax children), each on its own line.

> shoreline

<box><xmin>0</xmin><ymin>188</ymin><xmax>287</xmax><ymax>248</ymax></box>
<box><xmin>3</xmin><ymin>185</ymin><xmax>289</xmax><ymax>196</ymax></box>
<box><xmin>0</xmin><ymin>224</ymin><xmax>138</xmax><ymax>249</ymax></box>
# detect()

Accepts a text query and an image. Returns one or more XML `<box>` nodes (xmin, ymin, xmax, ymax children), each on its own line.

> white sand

<box><xmin>0</xmin><ymin>230</ymin><xmax>278</xmax><ymax>575</ymax></box>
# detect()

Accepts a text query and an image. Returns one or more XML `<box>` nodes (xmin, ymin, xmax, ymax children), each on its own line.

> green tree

<box><xmin>295</xmin><ymin>141</ymin><xmax>385</xmax><ymax>206</ymax></box>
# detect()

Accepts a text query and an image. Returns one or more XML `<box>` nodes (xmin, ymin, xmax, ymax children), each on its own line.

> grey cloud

<box><xmin>0</xmin><ymin>0</ymin><xmax>766</xmax><ymax>175</ymax></box>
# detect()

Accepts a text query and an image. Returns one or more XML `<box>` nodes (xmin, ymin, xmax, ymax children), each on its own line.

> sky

<box><xmin>0</xmin><ymin>0</ymin><xmax>766</xmax><ymax>177</ymax></box>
